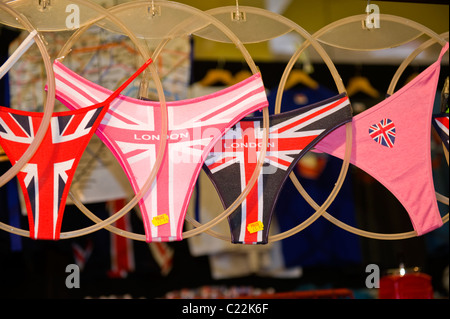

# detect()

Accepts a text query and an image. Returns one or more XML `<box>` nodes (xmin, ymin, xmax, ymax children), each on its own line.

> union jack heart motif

<box><xmin>369</xmin><ymin>118</ymin><xmax>396</xmax><ymax>148</ymax></box>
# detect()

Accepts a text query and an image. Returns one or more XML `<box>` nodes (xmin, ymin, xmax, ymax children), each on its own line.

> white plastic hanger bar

<box><xmin>0</xmin><ymin>30</ymin><xmax>37</xmax><ymax>80</ymax></box>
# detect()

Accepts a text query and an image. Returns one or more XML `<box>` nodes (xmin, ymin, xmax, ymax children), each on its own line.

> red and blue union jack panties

<box><xmin>315</xmin><ymin>43</ymin><xmax>449</xmax><ymax>236</ymax></box>
<box><xmin>203</xmin><ymin>94</ymin><xmax>352</xmax><ymax>244</ymax></box>
<box><xmin>0</xmin><ymin>104</ymin><xmax>108</xmax><ymax>240</ymax></box>
<box><xmin>52</xmin><ymin>60</ymin><xmax>269</xmax><ymax>242</ymax></box>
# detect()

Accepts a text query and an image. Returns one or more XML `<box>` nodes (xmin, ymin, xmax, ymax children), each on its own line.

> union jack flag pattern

<box><xmin>432</xmin><ymin>113</ymin><xmax>449</xmax><ymax>151</ymax></box>
<box><xmin>0</xmin><ymin>105</ymin><xmax>107</xmax><ymax>240</ymax></box>
<box><xmin>369</xmin><ymin>118</ymin><xmax>396</xmax><ymax>148</ymax></box>
<box><xmin>204</xmin><ymin>94</ymin><xmax>352</xmax><ymax>244</ymax></box>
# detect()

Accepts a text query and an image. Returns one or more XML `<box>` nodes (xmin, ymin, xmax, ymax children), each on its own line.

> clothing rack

<box><xmin>0</xmin><ymin>0</ymin><xmax>448</xmax><ymax>300</ymax></box>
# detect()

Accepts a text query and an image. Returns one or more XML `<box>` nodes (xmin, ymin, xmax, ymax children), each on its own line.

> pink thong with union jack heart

<box><xmin>203</xmin><ymin>94</ymin><xmax>352</xmax><ymax>244</ymax></box>
<box><xmin>1</xmin><ymin>59</ymin><xmax>154</xmax><ymax>240</ymax></box>
<box><xmin>52</xmin><ymin>60</ymin><xmax>269</xmax><ymax>242</ymax></box>
<box><xmin>315</xmin><ymin>43</ymin><xmax>449</xmax><ymax>236</ymax></box>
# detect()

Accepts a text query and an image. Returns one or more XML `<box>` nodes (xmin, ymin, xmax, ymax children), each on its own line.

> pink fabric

<box><xmin>315</xmin><ymin>43</ymin><xmax>448</xmax><ymax>235</ymax></box>
<box><xmin>53</xmin><ymin>61</ymin><xmax>269</xmax><ymax>242</ymax></box>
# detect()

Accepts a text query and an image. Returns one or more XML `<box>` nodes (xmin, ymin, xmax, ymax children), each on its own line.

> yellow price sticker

<box><xmin>247</xmin><ymin>221</ymin><xmax>264</xmax><ymax>234</ymax></box>
<box><xmin>152</xmin><ymin>214</ymin><xmax>169</xmax><ymax>227</ymax></box>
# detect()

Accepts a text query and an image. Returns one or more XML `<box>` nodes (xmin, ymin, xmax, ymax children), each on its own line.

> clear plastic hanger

<box><xmin>0</xmin><ymin>2</ymin><xmax>55</xmax><ymax>189</ymax></box>
<box><xmin>0</xmin><ymin>1</ymin><xmax>57</xmax><ymax>236</ymax></box>
<box><xmin>57</xmin><ymin>0</ymin><xmax>270</xmax><ymax>242</ymax></box>
<box><xmin>0</xmin><ymin>30</ymin><xmax>37</xmax><ymax>79</ymax></box>
<box><xmin>386</xmin><ymin>32</ymin><xmax>449</xmax><ymax>205</ymax></box>
<box><xmin>289</xmin><ymin>13</ymin><xmax>448</xmax><ymax>240</ymax></box>
<box><xmin>184</xmin><ymin>5</ymin><xmax>351</xmax><ymax>243</ymax></box>
<box><xmin>0</xmin><ymin>0</ymin><xmax>103</xmax><ymax>31</ymax></box>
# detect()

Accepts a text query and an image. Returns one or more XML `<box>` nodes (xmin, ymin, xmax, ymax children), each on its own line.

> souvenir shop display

<box><xmin>0</xmin><ymin>0</ymin><xmax>448</xmax><ymax>299</ymax></box>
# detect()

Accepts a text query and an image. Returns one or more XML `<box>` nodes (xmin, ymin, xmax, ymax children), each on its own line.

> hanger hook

<box><xmin>147</xmin><ymin>0</ymin><xmax>161</xmax><ymax>18</ymax></box>
<box><xmin>232</xmin><ymin>0</ymin><xmax>246</xmax><ymax>22</ymax></box>
<box><xmin>37</xmin><ymin>0</ymin><xmax>51</xmax><ymax>11</ymax></box>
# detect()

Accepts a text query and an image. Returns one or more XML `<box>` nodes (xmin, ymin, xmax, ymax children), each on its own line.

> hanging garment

<box><xmin>185</xmin><ymin>81</ymin><xmax>249</xmax><ymax>255</ymax></box>
<box><xmin>0</xmin><ymin>104</ymin><xmax>108</xmax><ymax>240</ymax></box>
<box><xmin>314</xmin><ymin>43</ymin><xmax>449</xmax><ymax>236</ymax></box>
<box><xmin>52</xmin><ymin>60</ymin><xmax>269</xmax><ymax>243</ymax></box>
<box><xmin>204</xmin><ymin>94</ymin><xmax>352</xmax><ymax>244</ymax></box>
<box><xmin>186</xmin><ymin>81</ymin><xmax>298</xmax><ymax>280</ymax></box>
<box><xmin>0</xmin><ymin>58</ymin><xmax>153</xmax><ymax>240</ymax></box>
